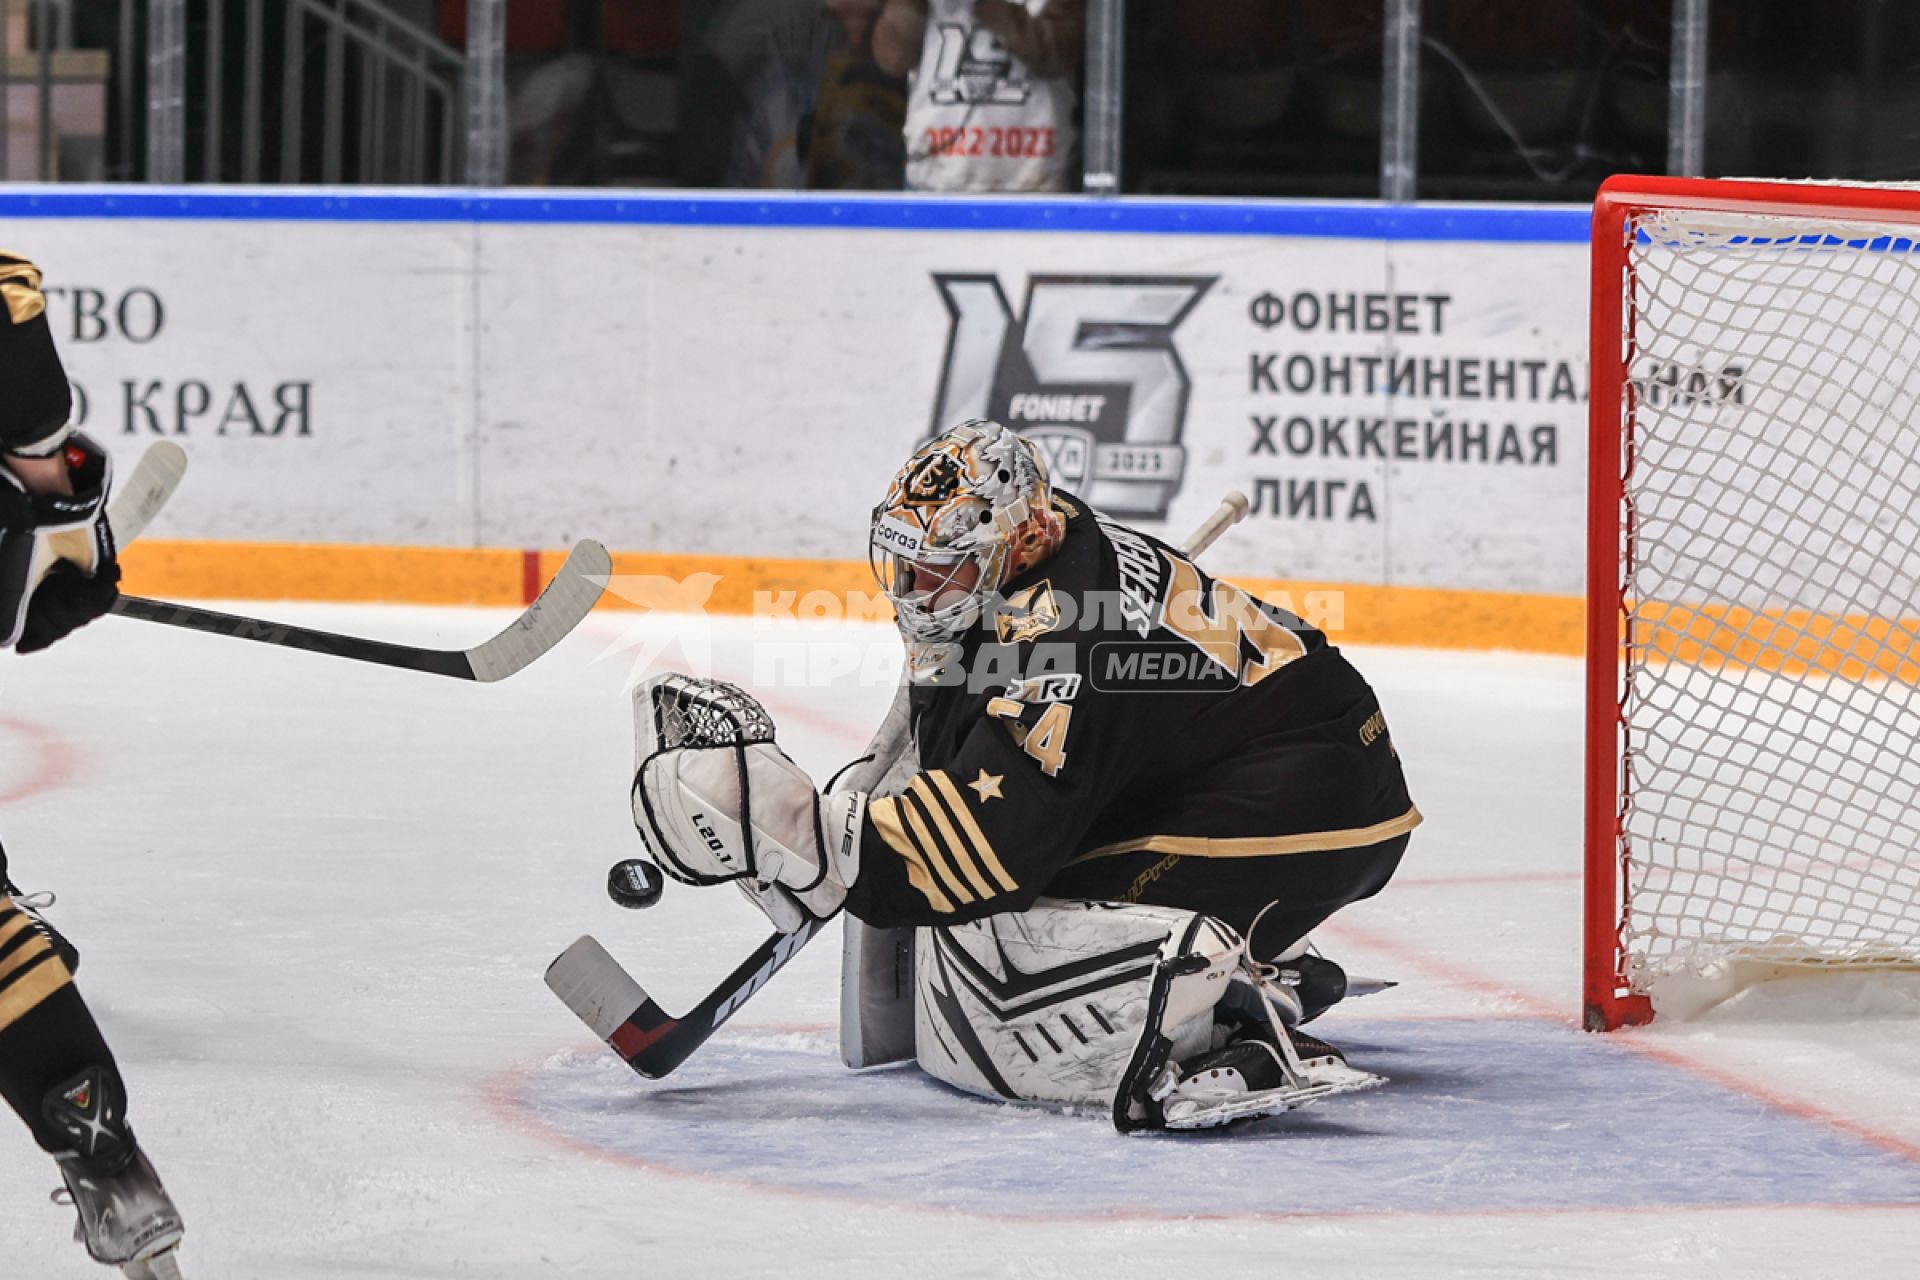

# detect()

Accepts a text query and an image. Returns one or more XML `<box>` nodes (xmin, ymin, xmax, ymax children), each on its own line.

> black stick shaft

<box><xmin>612</xmin><ymin>915</ymin><xmax>828</xmax><ymax>1079</ymax></box>
<box><xmin>110</xmin><ymin>595</ymin><xmax>475</xmax><ymax>679</ymax></box>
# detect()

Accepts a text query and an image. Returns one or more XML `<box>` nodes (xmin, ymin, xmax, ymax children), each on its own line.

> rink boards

<box><xmin>2</xmin><ymin>187</ymin><xmax>1594</xmax><ymax>653</ymax></box>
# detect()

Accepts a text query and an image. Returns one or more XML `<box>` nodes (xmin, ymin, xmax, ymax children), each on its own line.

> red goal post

<box><xmin>1585</xmin><ymin>176</ymin><xmax>1920</xmax><ymax>1032</ymax></box>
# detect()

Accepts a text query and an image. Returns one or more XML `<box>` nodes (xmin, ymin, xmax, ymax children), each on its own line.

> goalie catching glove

<box><xmin>630</xmin><ymin>673</ymin><xmax>864</xmax><ymax>932</ymax></box>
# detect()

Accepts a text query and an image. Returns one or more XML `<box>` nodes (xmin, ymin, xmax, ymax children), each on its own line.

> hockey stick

<box><xmin>1180</xmin><ymin>489</ymin><xmax>1250</xmax><ymax>559</ymax></box>
<box><xmin>22</xmin><ymin>439</ymin><xmax>189</xmax><ymax>593</ymax></box>
<box><xmin>546</xmin><ymin>492</ymin><xmax>1254</xmax><ymax>1080</ymax></box>
<box><xmin>109</xmin><ymin>441</ymin><xmax>189</xmax><ymax>545</ymax></box>
<box><xmin>108</xmin><ymin>539</ymin><xmax>612</xmax><ymax>682</ymax></box>
<box><xmin>548</xmin><ymin>917</ymin><xmax>830</xmax><ymax>1079</ymax></box>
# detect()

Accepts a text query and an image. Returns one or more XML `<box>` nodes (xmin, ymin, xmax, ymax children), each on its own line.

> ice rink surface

<box><xmin>1</xmin><ymin>603</ymin><xmax>1916</xmax><ymax>1279</ymax></box>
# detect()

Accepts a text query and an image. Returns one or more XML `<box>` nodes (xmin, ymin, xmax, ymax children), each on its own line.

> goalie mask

<box><xmin>869</xmin><ymin>421</ymin><xmax>1065</xmax><ymax>645</ymax></box>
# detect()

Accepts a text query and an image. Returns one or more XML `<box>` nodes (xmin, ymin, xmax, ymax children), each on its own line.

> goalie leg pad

<box><xmin>910</xmin><ymin>900</ymin><xmax>1236</xmax><ymax>1129</ymax></box>
<box><xmin>913</xmin><ymin>899</ymin><xmax>1385</xmax><ymax>1131</ymax></box>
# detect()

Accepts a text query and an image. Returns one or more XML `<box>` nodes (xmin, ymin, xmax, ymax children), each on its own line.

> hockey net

<box><xmin>1585</xmin><ymin>177</ymin><xmax>1920</xmax><ymax>1030</ymax></box>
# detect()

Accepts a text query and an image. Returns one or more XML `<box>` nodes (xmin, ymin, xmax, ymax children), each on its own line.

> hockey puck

<box><xmin>607</xmin><ymin>858</ymin><xmax>666</xmax><ymax>909</ymax></box>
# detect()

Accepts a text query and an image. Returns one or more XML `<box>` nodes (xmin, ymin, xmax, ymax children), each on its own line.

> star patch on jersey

<box><xmin>995</xmin><ymin>580</ymin><xmax>1062</xmax><ymax>645</ymax></box>
<box><xmin>968</xmin><ymin>769</ymin><xmax>1005</xmax><ymax>803</ymax></box>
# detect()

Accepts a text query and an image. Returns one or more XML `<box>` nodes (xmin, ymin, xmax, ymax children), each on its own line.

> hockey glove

<box><xmin>1</xmin><ymin>433</ymin><xmax>118</xmax><ymax>653</ymax></box>
<box><xmin>631</xmin><ymin>673</ymin><xmax>863</xmax><ymax>930</ymax></box>
<box><xmin>19</xmin><ymin>560</ymin><xmax>121</xmax><ymax>654</ymax></box>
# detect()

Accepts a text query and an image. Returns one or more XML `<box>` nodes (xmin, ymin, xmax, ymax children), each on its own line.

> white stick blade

<box><xmin>109</xmin><ymin>441</ymin><xmax>189</xmax><ymax>545</ymax></box>
<box><xmin>32</xmin><ymin>441</ymin><xmax>190</xmax><ymax>599</ymax></box>
<box><xmin>467</xmin><ymin>539</ymin><xmax>612</xmax><ymax>682</ymax></box>
<box><xmin>545</xmin><ymin>936</ymin><xmax>649</xmax><ymax>1041</ymax></box>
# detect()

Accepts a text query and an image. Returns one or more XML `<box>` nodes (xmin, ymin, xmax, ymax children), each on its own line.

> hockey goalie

<box><xmin>628</xmin><ymin>421</ymin><xmax>1420</xmax><ymax>1131</ymax></box>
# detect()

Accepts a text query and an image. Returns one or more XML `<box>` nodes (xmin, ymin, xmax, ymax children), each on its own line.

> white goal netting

<box><xmin>1613</xmin><ymin>201</ymin><xmax>1920</xmax><ymax>1005</ymax></box>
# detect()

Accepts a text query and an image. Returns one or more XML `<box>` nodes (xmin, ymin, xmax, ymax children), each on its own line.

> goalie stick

<box><xmin>546</xmin><ymin>492</ymin><xmax>1253</xmax><ymax>1080</ymax></box>
<box><xmin>108</xmin><ymin>539</ymin><xmax>612</xmax><ymax>682</ymax></box>
<box><xmin>547</xmin><ymin>918</ymin><xmax>830</xmax><ymax>1079</ymax></box>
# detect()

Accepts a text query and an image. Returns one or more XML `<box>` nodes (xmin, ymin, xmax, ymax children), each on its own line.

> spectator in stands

<box><xmin>689</xmin><ymin>0</ymin><xmax>904</xmax><ymax>190</ymax></box>
<box><xmin>873</xmin><ymin>0</ymin><xmax>1084</xmax><ymax>193</ymax></box>
<box><xmin>806</xmin><ymin>0</ymin><xmax>909</xmax><ymax>189</ymax></box>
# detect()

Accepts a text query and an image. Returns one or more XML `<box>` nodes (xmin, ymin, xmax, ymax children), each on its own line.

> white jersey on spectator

<box><xmin>904</xmin><ymin>0</ymin><xmax>1076</xmax><ymax>193</ymax></box>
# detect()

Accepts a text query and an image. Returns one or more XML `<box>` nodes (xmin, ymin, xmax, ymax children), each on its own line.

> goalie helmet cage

<box><xmin>1584</xmin><ymin>176</ymin><xmax>1920</xmax><ymax>1032</ymax></box>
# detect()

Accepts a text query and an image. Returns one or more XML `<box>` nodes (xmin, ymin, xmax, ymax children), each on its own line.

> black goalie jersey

<box><xmin>845</xmin><ymin>492</ymin><xmax>1420</xmax><ymax>957</ymax></box>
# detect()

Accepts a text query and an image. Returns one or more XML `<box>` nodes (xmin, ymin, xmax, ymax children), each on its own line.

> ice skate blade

<box><xmin>123</xmin><ymin>1244</ymin><xmax>185</xmax><ymax>1280</ymax></box>
<box><xmin>1161</xmin><ymin>1068</ymin><xmax>1385</xmax><ymax>1131</ymax></box>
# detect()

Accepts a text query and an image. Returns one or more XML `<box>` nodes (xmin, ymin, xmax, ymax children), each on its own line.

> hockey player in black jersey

<box><xmin>630</xmin><ymin>420</ymin><xmax>1418</xmax><ymax>1129</ymax></box>
<box><xmin>0</xmin><ymin>254</ymin><xmax>186</xmax><ymax>1276</ymax></box>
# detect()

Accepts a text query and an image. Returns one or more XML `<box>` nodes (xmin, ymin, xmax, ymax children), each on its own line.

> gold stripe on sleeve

<box><xmin>899</xmin><ymin>792</ymin><xmax>978</xmax><ymax>906</ymax></box>
<box><xmin>868</xmin><ymin>796</ymin><xmax>958</xmax><ymax>914</ymax></box>
<box><xmin>925</xmin><ymin>770</ymin><xmax>1019</xmax><ymax>894</ymax></box>
<box><xmin>909</xmin><ymin>776</ymin><xmax>997</xmax><ymax>899</ymax></box>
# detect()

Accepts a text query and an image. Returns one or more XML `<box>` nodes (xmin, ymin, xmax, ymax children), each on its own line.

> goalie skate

<box><xmin>1155</xmin><ymin>1027</ymin><xmax>1384</xmax><ymax>1131</ymax></box>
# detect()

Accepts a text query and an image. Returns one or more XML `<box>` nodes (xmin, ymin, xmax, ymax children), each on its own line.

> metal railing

<box><xmin>277</xmin><ymin>0</ymin><xmax>464</xmax><ymax>184</ymax></box>
<box><xmin>16</xmin><ymin>0</ymin><xmax>1735</xmax><ymax>197</ymax></box>
<box><xmin>0</xmin><ymin>0</ymin><xmax>112</xmax><ymax>182</ymax></box>
<box><xmin>146</xmin><ymin>0</ymin><xmax>466</xmax><ymax>185</ymax></box>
